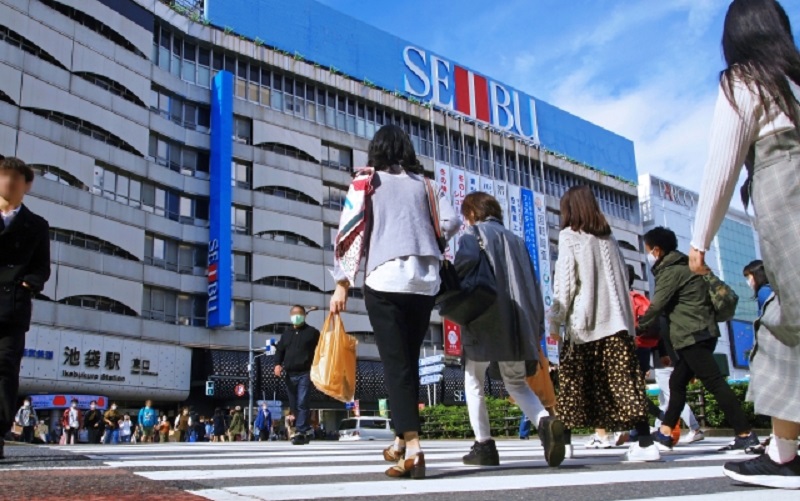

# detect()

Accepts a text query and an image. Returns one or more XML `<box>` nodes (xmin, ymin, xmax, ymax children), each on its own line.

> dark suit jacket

<box><xmin>0</xmin><ymin>204</ymin><xmax>51</xmax><ymax>329</ymax></box>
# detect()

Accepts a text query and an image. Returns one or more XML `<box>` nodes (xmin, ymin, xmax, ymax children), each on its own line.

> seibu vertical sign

<box><xmin>207</xmin><ymin>71</ymin><xmax>234</xmax><ymax>327</ymax></box>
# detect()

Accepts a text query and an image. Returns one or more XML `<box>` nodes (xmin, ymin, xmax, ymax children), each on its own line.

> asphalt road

<box><xmin>1</xmin><ymin>436</ymin><xmax>796</xmax><ymax>501</ymax></box>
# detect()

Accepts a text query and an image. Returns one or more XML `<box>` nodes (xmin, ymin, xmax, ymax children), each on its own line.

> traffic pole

<box><xmin>248</xmin><ymin>301</ymin><xmax>254</xmax><ymax>440</ymax></box>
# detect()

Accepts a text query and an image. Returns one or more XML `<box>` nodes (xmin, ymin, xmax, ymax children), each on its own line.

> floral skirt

<box><xmin>557</xmin><ymin>332</ymin><xmax>649</xmax><ymax>431</ymax></box>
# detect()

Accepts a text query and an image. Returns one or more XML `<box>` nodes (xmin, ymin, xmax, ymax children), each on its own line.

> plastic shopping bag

<box><xmin>310</xmin><ymin>313</ymin><xmax>358</xmax><ymax>402</ymax></box>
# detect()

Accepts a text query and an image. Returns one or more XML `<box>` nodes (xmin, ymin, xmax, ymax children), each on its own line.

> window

<box><xmin>256</xmin><ymin>186</ymin><xmax>319</xmax><ymax>206</ymax></box>
<box><xmin>33</xmin><ymin>165</ymin><xmax>88</xmax><ymax>190</ymax></box>
<box><xmin>148</xmin><ymin>133</ymin><xmax>209</xmax><ymax>178</ymax></box>
<box><xmin>255</xmin><ymin>230</ymin><xmax>321</xmax><ymax>248</ymax></box>
<box><xmin>320</xmin><ymin>143</ymin><xmax>353</xmax><ymax>172</ymax></box>
<box><xmin>232</xmin><ymin>206</ymin><xmax>252</xmax><ymax>235</ymax></box>
<box><xmin>0</xmin><ymin>25</ymin><xmax>67</xmax><ymax>70</ymax></box>
<box><xmin>232</xmin><ymin>159</ymin><xmax>252</xmax><ymax>189</ymax></box>
<box><xmin>234</xmin><ymin>253</ymin><xmax>251</xmax><ymax>281</ymax></box>
<box><xmin>322</xmin><ymin>184</ymin><xmax>347</xmax><ymax>211</ymax></box>
<box><xmin>50</xmin><ymin>228</ymin><xmax>138</xmax><ymax>260</ymax></box>
<box><xmin>233</xmin><ymin>116</ymin><xmax>252</xmax><ymax>144</ymax></box>
<box><xmin>28</xmin><ymin>109</ymin><xmax>141</xmax><ymax>157</ymax></box>
<box><xmin>255</xmin><ymin>142</ymin><xmax>318</xmax><ymax>164</ymax></box>
<box><xmin>142</xmin><ymin>286</ymin><xmax>206</xmax><ymax>326</ymax></box>
<box><xmin>255</xmin><ymin>322</ymin><xmax>292</xmax><ymax>333</ymax></box>
<box><xmin>75</xmin><ymin>72</ymin><xmax>145</xmax><ymax>107</ymax></box>
<box><xmin>233</xmin><ymin>300</ymin><xmax>250</xmax><ymax>330</ymax></box>
<box><xmin>253</xmin><ymin>276</ymin><xmax>323</xmax><ymax>293</ymax></box>
<box><xmin>151</xmin><ymin>88</ymin><xmax>210</xmax><ymax>132</ymax></box>
<box><xmin>145</xmin><ymin>233</ymin><xmax>206</xmax><ymax>275</ymax></box>
<box><xmin>59</xmin><ymin>295</ymin><xmax>137</xmax><ymax>316</ymax></box>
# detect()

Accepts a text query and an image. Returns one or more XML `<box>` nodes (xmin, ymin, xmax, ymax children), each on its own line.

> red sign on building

<box><xmin>444</xmin><ymin>320</ymin><xmax>462</xmax><ymax>356</ymax></box>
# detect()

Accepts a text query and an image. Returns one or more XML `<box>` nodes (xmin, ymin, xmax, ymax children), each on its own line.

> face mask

<box><xmin>646</xmin><ymin>252</ymin><xmax>658</xmax><ymax>268</ymax></box>
<box><xmin>71</xmin><ymin>404</ymin><xmax>77</xmax><ymax>409</ymax></box>
<box><xmin>90</xmin><ymin>405</ymin><xmax>96</xmax><ymax>410</ymax></box>
<box><xmin>23</xmin><ymin>402</ymin><xmax>30</xmax><ymax>407</ymax></box>
<box><xmin>747</xmin><ymin>276</ymin><xmax>756</xmax><ymax>291</ymax></box>
<box><xmin>112</xmin><ymin>405</ymin><xmax>117</xmax><ymax>411</ymax></box>
<box><xmin>290</xmin><ymin>314</ymin><xmax>305</xmax><ymax>326</ymax></box>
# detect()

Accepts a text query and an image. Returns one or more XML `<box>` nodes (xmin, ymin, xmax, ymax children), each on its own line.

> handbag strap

<box><xmin>423</xmin><ymin>177</ymin><xmax>448</xmax><ymax>254</ymax></box>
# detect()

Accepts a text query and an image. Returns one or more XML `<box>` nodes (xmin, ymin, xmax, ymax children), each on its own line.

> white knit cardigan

<box><xmin>549</xmin><ymin>228</ymin><xmax>635</xmax><ymax>344</ymax></box>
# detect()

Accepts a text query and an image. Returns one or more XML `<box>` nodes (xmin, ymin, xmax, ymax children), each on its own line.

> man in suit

<box><xmin>0</xmin><ymin>157</ymin><xmax>50</xmax><ymax>459</ymax></box>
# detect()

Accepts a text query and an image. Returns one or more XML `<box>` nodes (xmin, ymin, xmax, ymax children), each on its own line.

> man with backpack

<box><xmin>638</xmin><ymin>227</ymin><xmax>757</xmax><ymax>452</ymax></box>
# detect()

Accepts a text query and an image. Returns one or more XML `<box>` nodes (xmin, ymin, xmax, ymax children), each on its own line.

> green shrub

<box><xmin>686</xmin><ymin>382</ymin><xmax>770</xmax><ymax>429</ymax></box>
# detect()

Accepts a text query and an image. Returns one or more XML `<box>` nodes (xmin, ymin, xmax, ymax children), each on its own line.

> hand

<box><xmin>645</xmin><ymin>370</ymin><xmax>652</xmax><ymax>379</ymax></box>
<box><xmin>689</xmin><ymin>248</ymin><xmax>709</xmax><ymax>275</ymax></box>
<box><xmin>274</xmin><ymin>365</ymin><xmax>283</xmax><ymax>378</ymax></box>
<box><xmin>660</xmin><ymin>355</ymin><xmax>672</xmax><ymax>367</ymax></box>
<box><xmin>549</xmin><ymin>332</ymin><xmax>562</xmax><ymax>343</ymax></box>
<box><xmin>330</xmin><ymin>284</ymin><xmax>348</xmax><ymax>314</ymax></box>
<box><xmin>21</xmin><ymin>281</ymin><xmax>31</xmax><ymax>290</ymax></box>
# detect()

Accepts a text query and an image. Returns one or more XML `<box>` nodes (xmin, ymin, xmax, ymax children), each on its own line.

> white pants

<box><xmin>464</xmin><ymin>358</ymin><xmax>547</xmax><ymax>442</ymax></box>
<box><xmin>654</xmin><ymin>367</ymin><xmax>700</xmax><ymax>430</ymax></box>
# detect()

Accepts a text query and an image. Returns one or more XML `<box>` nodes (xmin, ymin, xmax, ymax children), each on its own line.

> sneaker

<box><xmin>614</xmin><ymin>432</ymin><xmax>630</xmax><ymax>446</ymax></box>
<box><xmin>539</xmin><ymin>417</ymin><xmax>566</xmax><ymax>467</ymax></box>
<box><xmin>685</xmin><ymin>429</ymin><xmax>705</xmax><ymax>444</ymax></box>
<box><xmin>625</xmin><ymin>442</ymin><xmax>661</xmax><ymax>462</ymax></box>
<box><xmin>462</xmin><ymin>439</ymin><xmax>500</xmax><ymax>466</ymax></box>
<box><xmin>723</xmin><ymin>454</ymin><xmax>800</xmax><ymax>489</ymax></box>
<box><xmin>585</xmin><ymin>434</ymin><xmax>611</xmax><ymax>449</ymax></box>
<box><xmin>652</xmin><ymin>431</ymin><xmax>674</xmax><ymax>451</ymax></box>
<box><xmin>290</xmin><ymin>434</ymin><xmax>308</xmax><ymax>446</ymax></box>
<box><xmin>719</xmin><ymin>432</ymin><xmax>760</xmax><ymax>453</ymax></box>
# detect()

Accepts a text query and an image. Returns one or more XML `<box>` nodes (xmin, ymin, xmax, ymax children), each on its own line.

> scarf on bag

<box><xmin>334</xmin><ymin>168</ymin><xmax>374</xmax><ymax>284</ymax></box>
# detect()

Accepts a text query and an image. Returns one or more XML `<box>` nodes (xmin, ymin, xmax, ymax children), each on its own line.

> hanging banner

<box><xmin>507</xmin><ymin>184</ymin><xmax>524</xmax><ymax>239</ymax></box>
<box><xmin>443</xmin><ymin>320</ymin><xmax>462</xmax><ymax>357</ymax></box>
<box><xmin>480</xmin><ymin>177</ymin><xmax>494</xmax><ymax>196</ymax></box>
<box><xmin>495</xmin><ymin>181</ymin><xmax>509</xmax><ymax>229</ymax></box>
<box><xmin>451</xmin><ymin>167</ymin><xmax>467</xmax><ymax>254</ymax></box>
<box><xmin>466</xmin><ymin>172</ymin><xmax>480</xmax><ymax>194</ymax></box>
<box><xmin>531</xmin><ymin>190</ymin><xmax>559</xmax><ymax>364</ymax></box>
<box><xmin>521</xmin><ymin>188</ymin><xmax>539</xmax><ymax>279</ymax></box>
<box><xmin>435</xmin><ymin>162</ymin><xmax>455</xmax><ymax>261</ymax></box>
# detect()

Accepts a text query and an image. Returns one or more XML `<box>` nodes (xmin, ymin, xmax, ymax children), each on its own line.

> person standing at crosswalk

<box><xmin>254</xmin><ymin>402</ymin><xmax>272</xmax><ymax>442</ymax></box>
<box><xmin>274</xmin><ymin>305</ymin><xmax>320</xmax><ymax>446</ymax></box>
<box><xmin>454</xmin><ymin>192</ymin><xmax>566</xmax><ymax>468</ymax></box>
<box><xmin>329</xmin><ymin>124</ymin><xmax>460</xmax><ymax>479</ymax></box>
<box><xmin>549</xmin><ymin>186</ymin><xmax>660</xmax><ymax>462</ymax></box>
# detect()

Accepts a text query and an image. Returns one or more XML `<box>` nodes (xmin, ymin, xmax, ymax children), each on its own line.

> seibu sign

<box><xmin>658</xmin><ymin>180</ymin><xmax>697</xmax><ymax>209</ymax></box>
<box><xmin>404</xmin><ymin>46</ymin><xmax>537</xmax><ymax>140</ymax></box>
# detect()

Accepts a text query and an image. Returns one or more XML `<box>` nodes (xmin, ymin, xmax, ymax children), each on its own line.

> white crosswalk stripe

<box><xmin>50</xmin><ymin>438</ymin><xmax>797</xmax><ymax>500</ymax></box>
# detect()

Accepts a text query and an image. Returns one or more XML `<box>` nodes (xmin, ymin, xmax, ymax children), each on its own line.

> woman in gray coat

<box><xmin>453</xmin><ymin>192</ymin><xmax>565</xmax><ymax>468</ymax></box>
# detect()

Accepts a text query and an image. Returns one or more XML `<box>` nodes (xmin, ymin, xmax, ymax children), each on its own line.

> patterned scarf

<box><xmin>334</xmin><ymin>168</ymin><xmax>375</xmax><ymax>284</ymax></box>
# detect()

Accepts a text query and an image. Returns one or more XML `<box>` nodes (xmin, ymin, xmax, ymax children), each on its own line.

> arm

<box><xmin>691</xmin><ymin>80</ymin><xmax>759</xmax><ymax>253</ymax></box>
<box><xmin>453</xmin><ymin>232</ymin><xmax>480</xmax><ymax>277</ymax></box>
<box><xmin>638</xmin><ymin>271</ymin><xmax>683</xmax><ymax>331</ymax></box>
<box><xmin>549</xmin><ymin>234</ymin><xmax>577</xmax><ymax>334</ymax></box>
<box><xmin>22</xmin><ymin>219</ymin><xmax>51</xmax><ymax>292</ymax></box>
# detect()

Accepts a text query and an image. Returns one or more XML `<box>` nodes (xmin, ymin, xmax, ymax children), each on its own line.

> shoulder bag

<box><xmin>422</xmin><ymin>178</ymin><xmax>461</xmax><ymax>302</ymax></box>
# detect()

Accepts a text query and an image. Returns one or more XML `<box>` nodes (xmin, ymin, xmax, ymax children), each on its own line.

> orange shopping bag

<box><xmin>310</xmin><ymin>313</ymin><xmax>358</xmax><ymax>402</ymax></box>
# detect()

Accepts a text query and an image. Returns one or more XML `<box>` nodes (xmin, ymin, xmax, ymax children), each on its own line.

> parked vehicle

<box><xmin>338</xmin><ymin>417</ymin><xmax>394</xmax><ymax>441</ymax></box>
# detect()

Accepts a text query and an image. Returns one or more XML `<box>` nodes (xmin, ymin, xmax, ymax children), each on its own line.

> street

<box><xmin>1</xmin><ymin>437</ymin><xmax>795</xmax><ymax>500</ymax></box>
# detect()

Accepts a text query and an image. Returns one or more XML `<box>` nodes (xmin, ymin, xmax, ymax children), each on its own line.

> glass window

<box><xmin>234</xmin><ymin>253</ymin><xmax>250</xmax><ymax>281</ymax></box>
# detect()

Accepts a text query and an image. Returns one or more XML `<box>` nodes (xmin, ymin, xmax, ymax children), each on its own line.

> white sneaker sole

<box><xmin>724</xmin><ymin>469</ymin><xmax>800</xmax><ymax>489</ymax></box>
<box><xmin>625</xmin><ymin>452</ymin><xmax>661</xmax><ymax>462</ymax></box>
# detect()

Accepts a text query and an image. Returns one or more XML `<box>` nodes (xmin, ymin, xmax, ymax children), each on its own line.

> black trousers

<box><xmin>0</xmin><ymin>323</ymin><xmax>26</xmax><ymax>436</ymax></box>
<box><xmin>88</xmin><ymin>427</ymin><xmax>102</xmax><ymax>444</ymax></box>
<box><xmin>66</xmin><ymin>427</ymin><xmax>80</xmax><ymax>444</ymax></box>
<box><xmin>364</xmin><ymin>287</ymin><xmax>434</xmax><ymax>437</ymax></box>
<box><xmin>663</xmin><ymin>337</ymin><xmax>751</xmax><ymax>434</ymax></box>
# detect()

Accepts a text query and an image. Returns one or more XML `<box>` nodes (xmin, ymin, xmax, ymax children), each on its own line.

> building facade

<box><xmin>639</xmin><ymin>174</ymin><xmax>760</xmax><ymax>379</ymax></box>
<box><xmin>0</xmin><ymin>0</ymin><xmax>645</xmax><ymax>416</ymax></box>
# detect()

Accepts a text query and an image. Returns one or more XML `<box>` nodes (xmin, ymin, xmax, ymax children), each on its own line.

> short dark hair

<box><xmin>90</xmin><ymin>400</ymin><xmax>97</xmax><ymax>405</ymax></box>
<box><xmin>71</xmin><ymin>398</ymin><xmax>78</xmax><ymax>404</ymax></box>
<box><xmin>627</xmin><ymin>264</ymin><xmax>636</xmax><ymax>289</ymax></box>
<box><xmin>643</xmin><ymin>227</ymin><xmax>678</xmax><ymax>254</ymax></box>
<box><xmin>0</xmin><ymin>157</ymin><xmax>34</xmax><ymax>183</ymax></box>
<box><xmin>290</xmin><ymin>305</ymin><xmax>305</xmax><ymax>313</ymax></box>
<box><xmin>461</xmin><ymin>192</ymin><xmax>503</xmax><ymax>223</ymax></box>
<box><xmin>367</xmin><ymin>124</ymin><xmax>422</xmax><ymax>173</ymax></box>
<box><xmin>743</xmin><ymin>259</ymin><xmax>769</xmax><ymax>294</ymax></box>
<box><xmin>560</xmin><ymin>185</ymin><xmax>611</xmax><ymax>237</ymax></box>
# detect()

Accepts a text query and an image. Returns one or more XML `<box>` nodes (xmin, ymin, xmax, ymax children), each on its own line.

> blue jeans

<box><xmin>285</xmin><ymin>372</ymin><xmax>311</xmax><ymax>434</ymax></box>
<box><xmin>519</xmin><ymin>414</ymin><xmax>531</xmax><ymax>439</ymax></box>
<box><xmin>103</xmin><ymin>429</ymin><xmax>119</xmax><ymax>444</ymax></box>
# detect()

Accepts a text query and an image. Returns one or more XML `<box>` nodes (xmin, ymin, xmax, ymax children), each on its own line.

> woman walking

<box><xmin>212</xmin><ymin>408</ymin><xmax>226</xmax><ymax>443</ymax></box>
<box><xmin>549</xmin><ymin>186</ymin><xmax>659</xmax><ymax>462</ymax></box>
<box><xmin>330</xmin><ymin>124</ymin><xmax>460</xmax><ymax>479</ymax></box>
<box><xmin>687</xmin><ymin>0</ymin><xmax>800</xmax><ymax>487</ymax></box>
<box><xmin>454</xmin><ymin>192</ymin><xmax>566</xmax><ymax>467</ymax></box>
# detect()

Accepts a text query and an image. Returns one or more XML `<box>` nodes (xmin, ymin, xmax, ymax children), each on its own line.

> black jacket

<box><xmin>0</xmin><ymin>205</ymin><xmax>50</xmax><ymax>329</ymax></box>
<box><xmin>275</xmin><ymin>324</ymin><xmax>320</xmax><ymax>374</ymax></box>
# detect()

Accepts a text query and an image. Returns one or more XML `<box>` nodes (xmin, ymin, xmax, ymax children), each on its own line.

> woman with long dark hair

<box><xmin>549</xmin><ymin>186</ymin><xmax>658</xmax><ymax>462</ymax></box>
<box><xmin>330</xmin><ymin>124</ymin><xmax>459</xmax><ymax>479</ymax></box>
<box><xmin>688</xmin><ymin>0</ymin><xmax>800</xmax><ymax>487</ymax></box>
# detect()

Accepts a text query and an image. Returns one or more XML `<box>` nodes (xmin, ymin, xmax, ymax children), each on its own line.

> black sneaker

<box><xmin>462</xmin><ymin>439</ymin><xmax>500</xmax><ymax>466</ymax></box>
<box><xmin>539</xmin><ymin>417</ymin><xmax>566</xmax><ymax>467</ymax></box>
<box><xmin>724</xmin><ymin>454</ymin><xmax>800</xmax><ymax>489</ymax></box>
<box><xmin>719</xmin><ymin>432</ymin><xmax>760</xmax><ymax>452</ymax></box>
<box><xmin>652</xmin><ymin>431</ymin><xmax>674</xmax><ymax>451</ymax></box>
<box><xmin>290</xmin><ymin>434</ymin><xmax>308</xmax><ymax>446</ymax></box>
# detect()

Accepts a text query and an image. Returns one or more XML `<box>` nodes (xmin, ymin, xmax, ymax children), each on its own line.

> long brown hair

<box><xmin>560</xmin><ymin>185</ymin><xmax>611</xmax><ymax>236</ymax></box>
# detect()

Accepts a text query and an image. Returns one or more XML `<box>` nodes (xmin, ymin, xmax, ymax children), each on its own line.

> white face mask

<box><xmin>23</xmin><ymin>402</ymin><xmax>30</xmax><ymax>407</ymax></box>
<box><xmin>646</xmin><ymin>252</ymin><xmax>658</xmax><ymax>268</ymax></box>
<box><xmin>71</xmin><ymin>404</ymin><xmax>77</xmax><ymax>409</ymax></box>
<box><xmin>747</xmin><ymin>276</ymin><xmax>756</xmax><ymax>291</ymax></box>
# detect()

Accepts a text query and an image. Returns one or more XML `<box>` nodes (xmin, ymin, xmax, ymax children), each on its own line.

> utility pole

<box><xmin>248</xmin><ymin>301</ymin><xmax>255</xmax><ymax>439</ymax></box>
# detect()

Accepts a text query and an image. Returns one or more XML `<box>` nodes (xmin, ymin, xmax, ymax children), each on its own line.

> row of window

<box><xmin>544</xmin><ymin>169</ymin><xmax>635</xmax><ymax>222</ymax></box>
<box><xmin>150</xmin><ymin>86</ymin><xmax>210</xmax><ymax>132</ymax></box>
<box><xmin>30</xmin><ymin>108</ymin><xmax>141</xmax><ymax>157</ymax></box>
<box><xmin>50</xmin><ymin>228</ymin><xmax>138</xmax><ymax>261</ymax></box>
<box><xmin>148</xmin><ymin>133</ymin><xmax>210</xmax><ymax>178</ymax></box>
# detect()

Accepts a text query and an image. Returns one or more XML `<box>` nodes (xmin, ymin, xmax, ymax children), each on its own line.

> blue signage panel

<box><xmin>728</xmin><ymin>319</ymin><xmax>754</xmax><ymax>369</ymax></box>
<box><xmin>207</xmin><ymin>70</ymin><xmax>233</xmax><ymax>328</ymax></box>
<box><xmin>205</xmin><ymin>0</ymin><xmax>638</xmax><ymax>183</ymax></box>
<box><xmin>521</xmin><ymin>188</ymin><xmax>546</xmax><ymax>353</ymax></box>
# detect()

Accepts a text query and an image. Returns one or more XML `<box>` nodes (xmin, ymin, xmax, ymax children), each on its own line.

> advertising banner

<box><xmin>443</xmin><ymin>319</ymin><xmax>462</xmax><ymax>357</ymax></box>
<box><xmin>29</xmin><ymin>394</ymin><xmax>108</xmax><ymax>411</ymax></box>
<box><xmin>507</xmin><ymin>184</ymin><xmax>523</xmax><ymax>239</ymax></box>
<box><xmin>480</xmin><ymin>177</ymin><xmax>494</xmax><ymax>196</ymax></box>
<box><xmin>466</xmin><ymin>172</ymin><xmax>480</xmax><ymax>194</ymax></box>
<box><xmin>435</xmin><ymin>162</ymin><xmax>455</xmax><ymax>261</ymax></box>
<box><xmin>495</xmin><ymin>181</ymin><xmax>509</xmax><ymax>229</ymax></box>
<box><xmin>450</xmin><ymin>167</ymin><xmax>467</xmax><ymax>254</ymax></box>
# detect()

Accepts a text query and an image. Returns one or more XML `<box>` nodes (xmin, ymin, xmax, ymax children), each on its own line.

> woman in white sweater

<box><xmin>549</xmin><ymin>186</ymin><xmax>659</xmax><ymax>462</ymax></box>
<box><xmin>689</xmin><ymin>0</ymin><xmax>800</xmax><ymax>488</ymax></box>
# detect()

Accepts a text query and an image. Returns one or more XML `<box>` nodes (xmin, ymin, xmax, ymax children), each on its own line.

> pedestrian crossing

<box><xmin>51</xmin><ymin>438</ymin><xmax>797</xmax><ymax>500</ymax></box>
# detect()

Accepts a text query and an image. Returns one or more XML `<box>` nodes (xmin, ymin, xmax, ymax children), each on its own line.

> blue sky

<box><xmin>317</xmin><ymin>0</ymin><xmax>800</xmax><ymax>198</ymax></box>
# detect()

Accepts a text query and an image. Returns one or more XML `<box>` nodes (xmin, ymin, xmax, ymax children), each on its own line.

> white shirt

<box><xmin>1</xmin><ymin>205</ymin><xmax>21</xmax><ymax>228</ymax></box>
<box><xmin>120</xmin><ymin>420</ymin><xmax>132</xmax><ymax>436</ymax></box>
<box><xmin>365</xmin><ymin>255</ymin><xmax>441</xmax><ymax>295</ymax></box>
<box><xmin>68</xmin><ymin>408</ymin><xmax>79</xmax><ymax>428</ymax></box>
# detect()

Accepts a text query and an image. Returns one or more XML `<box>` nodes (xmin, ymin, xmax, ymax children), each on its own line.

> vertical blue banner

<box><xmin>207</xmin><ymin>71</ymin><xmax>233</xmax><ymax>328</ymax></box>
<box><xmin>521</xmin><ymin>188</ymin><xmax>540</xmax><ymax>281</ymax></box>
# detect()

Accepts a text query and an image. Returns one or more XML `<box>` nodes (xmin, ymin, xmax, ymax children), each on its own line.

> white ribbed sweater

<box><xmin>692</xmin><ymin>77</ymin><xmax>794</xmax><ymax>252</ymax></box>
<box><xmin>549</xmin><ymin>228</ymin><xmax>635</xmax><ymax>344</ymax></box>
